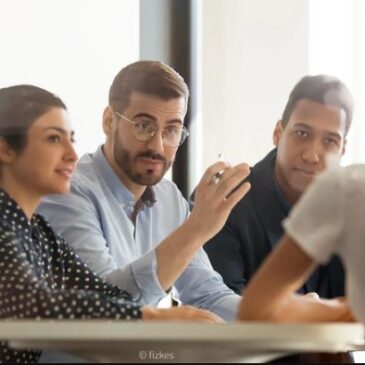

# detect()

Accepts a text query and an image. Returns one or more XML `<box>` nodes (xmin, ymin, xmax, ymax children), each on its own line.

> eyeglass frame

<box><xmin>113</xmin><ymin>111</ymin><xmax>189</xmax><ymax>147</ymax></box>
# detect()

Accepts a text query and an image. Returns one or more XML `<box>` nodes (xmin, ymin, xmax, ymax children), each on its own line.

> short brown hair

<box><xmin>109</xmin><ymin>60</ymin><xmax>189</xmax><ymax>112</ymax></box>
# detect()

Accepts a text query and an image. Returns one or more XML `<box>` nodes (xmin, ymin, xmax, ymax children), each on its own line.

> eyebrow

<box><xmin>293</xmin><ymin>123</ymin><xmax>343</xmax><ymax>139</ymax></box>
<box><xmin>43</xmin><ymin>126</ymin><xmax>75</xmax><ymax>137</ymax></box>
<box><xmin>325</xmin><ymin>131</ymin><xmax>342</xmax><ymax>140</ymax></box>
<box><xmin>133</xmin><ymin>113</ymin><xmax>183</xmax><ymax>126</ymax></box>
<box><xmin>292</xmin><ymin>123</ymin><xmax>311</xmax><ymax>130</ymax></box>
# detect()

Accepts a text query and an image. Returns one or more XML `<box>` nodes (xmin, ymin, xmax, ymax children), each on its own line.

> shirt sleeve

<box><xmin>174</xmin><ymin>248</ymin><xmax>241</xmax><ymax>321</ymax></box>
<box><xmin>39</xmin><ymin>186</ymin><xmax>166</xmax><ymax>306</ymax></box>
<box><xmin>57</xmin><ymin>233</ymin><xmax>137</xmax><ymax>300</ymax></box>
<box><xmin>283</xmin><ymin>169</ymin><xmax>345</xmax><ymax>264</ymax></box>
<box><xmin>172</xmin><ymin>188</ymin><xmax>241</xmax><ymax>321</ymax></box>
<box><xmin>0</xmin><ymin>231</ymin><xmax>142</xmax><ymax>321</ymax></box>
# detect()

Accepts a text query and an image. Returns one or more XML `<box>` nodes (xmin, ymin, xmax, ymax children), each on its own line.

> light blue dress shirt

<box><xmin>39</xmin><ymin>145</ymin><xmax>240</xmax><ymax>321</ymax></box>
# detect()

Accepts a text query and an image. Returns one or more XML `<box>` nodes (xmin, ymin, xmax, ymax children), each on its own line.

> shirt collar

<box><xmin>92</xmin><ymin>145</ymin><xmax>156</xmax><ymax>208</ymax></box>
<box><xmin>0</xmin><ymin>188</ymin><xmax>34</xmax><ymax>230</ymax></box>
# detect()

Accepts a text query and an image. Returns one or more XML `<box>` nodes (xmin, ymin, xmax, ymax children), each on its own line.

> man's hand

<box><xmin>155</xmin><ymin>161</ymin><xmax>250</xmax><ymax>291</ymax></box>
<box><xmin>187</xmin><ymin>161</ymin><xmax>251</xmax><ymax>242</ymax></box>
<box><xmin>141</xmin><ymin>305</ymin><xmax>224</xmax><ymax>324</ymax></box>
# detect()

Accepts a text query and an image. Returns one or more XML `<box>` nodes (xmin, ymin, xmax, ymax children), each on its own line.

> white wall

<box><xmin>140</xmin><ymin>0</ymin><xmax>172</xmax><ymax>62</ymax></box>
<box><xmin>0</xmin><ymin>0</ymin><xmax>139</xmax><ymax>156</ymax></box>
<box><xmin>199</xmin><ymin>0</ymin><xmax>365</xmax><ymax>179</ymax></box>
<box><xmin>200</xmin><ymin>0</ymin><xmax>310</xmax><ymax>171</ymax></box>
<box><xmin>309</xmin><ymin>0</ymin><xmax>365</xmax><ymax>166</ymax></box>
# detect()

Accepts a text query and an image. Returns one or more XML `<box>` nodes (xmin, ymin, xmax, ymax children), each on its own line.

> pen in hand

<box><xmin>212</xmin><ymin>153</ymin><xmax>225</xmax><ymax>184</ymax></box>
<box><xmin>212</xmin><ymin>153</ymin><xmax>249</xmax><ymax>198</ymax></box>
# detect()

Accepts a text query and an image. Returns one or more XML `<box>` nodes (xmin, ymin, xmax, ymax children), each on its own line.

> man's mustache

<box><xmin>136</xmin><ymin>152</ymin><xmax>166</xmax><ymax>163</ymax></box>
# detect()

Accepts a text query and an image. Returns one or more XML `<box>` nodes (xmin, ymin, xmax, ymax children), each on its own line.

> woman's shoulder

<box><xmin>33</xmin><ymin>213</ymin><xmax>64</xmax><ymax>243</ymax></box>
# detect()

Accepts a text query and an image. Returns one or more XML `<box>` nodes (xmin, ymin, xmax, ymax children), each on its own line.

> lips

<box><xmin>141</xmin><ymin>158</ymin><xmax>162</xmax><ymax>163</ymax></box>
<box><xmin>139</xmin><ymin>157</ymin><xmax>164</xmax><ymax>167</ymax></box>
<box><xmin>294</xmin><ymin>167</ymin><xmax>318</xmax><ymax>177</ymax></box>
<box><xmin>55</xmin><ymin>167</ymin><xmax>75</xmax><ymax>178</ymax></box>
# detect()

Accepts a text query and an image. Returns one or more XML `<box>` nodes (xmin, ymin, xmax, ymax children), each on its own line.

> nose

<box><xmin>64</xmin><ymin>140</ymin><xmax>78</xmax><ymax>163</ymax></box>
<box><xmin>145</xmin><ymin>130</ymin><xmax>165</xmax><ymax>154</ymax></box>
<box><xmin>302</xmin><ymin>140</ymin><xmax>322</xmax><ymax>164</ymax></box>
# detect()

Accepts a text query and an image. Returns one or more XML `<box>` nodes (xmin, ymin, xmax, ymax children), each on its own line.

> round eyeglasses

<box><xmin>114</xmin><ymin>111</ymin><xmax>189</xmax><ymax>148</ymax></box>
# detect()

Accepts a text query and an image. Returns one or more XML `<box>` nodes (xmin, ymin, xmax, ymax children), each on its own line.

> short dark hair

<box><xmin>281</xmin><ymin>75</ymin><xmax>354</xmax><ymax>135</ymax></box>
<box><xmin>109</xmin><ymin>60</ymin><xmax>189</xmax><ymax>112</ymax></box>
<box><xmin>0</xmin><ymin>85</ymin><xmax>66</xmax><ymax>152</ymax></box>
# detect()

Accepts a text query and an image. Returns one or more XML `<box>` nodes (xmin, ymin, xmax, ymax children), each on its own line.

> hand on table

<box><xmin>301</xmin><ymin>294</ymin><xmax>356</xmax><ymax>322</ymax></box>
<box><xmin>142</xmin><ymin>305</ymin><xmax>224</xmax><ymax>324</ymax></box>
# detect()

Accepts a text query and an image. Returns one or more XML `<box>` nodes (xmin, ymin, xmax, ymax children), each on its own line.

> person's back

<box><xmin>282</xmin><ymin>163</ymin><xmax>365</xmax><ymax>324</ymax></box>
<box><xmin>238</xmin><ymin>163</ymin><xmax>365</xmax><ymax>325</ymax></box>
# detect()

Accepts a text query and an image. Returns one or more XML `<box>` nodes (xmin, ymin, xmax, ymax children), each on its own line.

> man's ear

<box><xmin>102</xmin><ymin>106</ymin><xmax>114</xmax><ymax>136</ymax></box>
<box><xmin>273</xmin><ymin>120</ymin><xmax>284</xmax><ymax>147</ymax></box>
<box><xmin>0</xmin><ymin>138</ymin><xmax>16</xmax><ymax>164</ymax></box>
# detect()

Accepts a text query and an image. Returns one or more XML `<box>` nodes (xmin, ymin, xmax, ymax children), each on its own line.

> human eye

<box><xmin>324</xmin><ymin>137</ymin><xmax>338</xmax><ymax>147</ymax></box>
<box><xmin>135</xmin><ymin>120</ymin><xmax>154</xmax><ymax>132</ymax></box>
<box><xmin>294</xmin><ymin>129</ymin><xmax>308</xmax><ymax>138</ymax></box>
<box><xmin>47</xmin><ymin>134</ymin><xmax>61</xmax><ymax>143</ymax></box>
<box><xmin>165</xmin><ymin>126</ymin><xmax>181</xmax><ymax>137</ymax></box>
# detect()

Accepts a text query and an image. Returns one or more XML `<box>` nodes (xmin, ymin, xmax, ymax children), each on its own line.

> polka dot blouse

<box><xmin>0</xmin><ymin>189</ymin><xmax>142</xmax><ymax>363</ymax></box>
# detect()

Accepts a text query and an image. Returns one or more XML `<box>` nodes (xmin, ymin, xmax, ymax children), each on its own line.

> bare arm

<box><xmin>142</xmin><ymin>305</ymin><xmax>224</xmax><ymax>324</ymax></box>
<box><xmin>237</xmin><ymin>234</ymin><xmax>353</xmax><ymax>322</ymax></box>
<box><xmin>156</xmin><ymin>161</ymin><xmax>251</xmax><ymax>291</ymax></box>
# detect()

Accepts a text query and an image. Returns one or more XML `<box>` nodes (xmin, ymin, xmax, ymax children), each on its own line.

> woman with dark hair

<box><xmin>0</xmin><ymin>85</ymin><xmax>222</xmax><ymax>363</ymax></box>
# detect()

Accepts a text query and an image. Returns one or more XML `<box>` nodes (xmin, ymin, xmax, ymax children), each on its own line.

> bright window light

<box><xmin>0</xmin><ymin>0</ymin><xmax>139</xmax><ymax>156</ymax></box>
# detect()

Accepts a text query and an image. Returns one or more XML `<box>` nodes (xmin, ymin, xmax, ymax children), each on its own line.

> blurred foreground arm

<box><xmin>237</xmin><ymin>234</ymin><xmax>354</xmax><ymax>322</ymax></box>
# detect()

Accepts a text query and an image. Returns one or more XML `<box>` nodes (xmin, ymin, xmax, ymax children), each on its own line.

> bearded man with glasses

<box><xmin>39</xmin><ymin>60</ymin><xmax>251</xmax><ymax>324</ymax></box>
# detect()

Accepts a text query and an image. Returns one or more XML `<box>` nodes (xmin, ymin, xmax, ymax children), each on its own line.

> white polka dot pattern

<box><xmin>0</xmin><ymin>190</ymin><xmax>141</xmax><ymax>363</ymax></box>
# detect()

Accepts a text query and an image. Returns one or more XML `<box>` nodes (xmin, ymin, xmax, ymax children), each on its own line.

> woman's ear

<box><xmin>0</xmin><ymin>138</ymin><xmax>16</xmax><ymax>164</ymax></box>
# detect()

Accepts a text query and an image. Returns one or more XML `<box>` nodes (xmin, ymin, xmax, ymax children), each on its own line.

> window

<box><xmin>0</xmin><ymin>0</ymin><xmax>139</xmax><ymax>156</ymax></box>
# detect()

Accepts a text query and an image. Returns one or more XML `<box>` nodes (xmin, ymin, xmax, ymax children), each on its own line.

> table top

<box><xmin>1</xmin><ymin>320</ymin><xmax>364</xmax><ymax>363</ymax></box>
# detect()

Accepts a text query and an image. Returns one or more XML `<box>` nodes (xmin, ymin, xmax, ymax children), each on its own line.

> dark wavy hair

<box><xmin>0</xmin><ymin>84</ymin><xmax>66</xmax><ymax>152</ymax></box>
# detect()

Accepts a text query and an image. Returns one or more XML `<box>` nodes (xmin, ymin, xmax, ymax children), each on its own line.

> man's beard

<box><xmin>113</xmin><ymin>141</ymin><xmax>173</xmax><ymax>186</ymax></box>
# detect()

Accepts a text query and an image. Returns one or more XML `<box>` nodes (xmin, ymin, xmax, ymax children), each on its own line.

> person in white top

<box><xmin>237</xmin><ymin>164</ymin><xmax>362</xmax><ymax>323</ymax></box>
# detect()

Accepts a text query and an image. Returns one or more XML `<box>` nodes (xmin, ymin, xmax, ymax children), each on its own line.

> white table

<box><xmin>0</xmin><ymin>320</ymin><xmax>364</xmax><ymax>363</ymax></box>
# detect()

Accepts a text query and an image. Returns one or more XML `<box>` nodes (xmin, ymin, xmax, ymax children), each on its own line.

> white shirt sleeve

<box><xmin>283</xmin><ymin>168</ymin><xmax>345</xmax><ymax>264</ymax></box>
